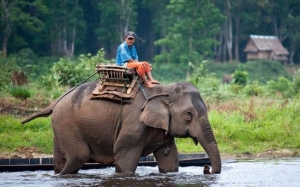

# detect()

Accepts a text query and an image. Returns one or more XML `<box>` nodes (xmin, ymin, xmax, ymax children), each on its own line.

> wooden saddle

<box><xmin>90</xmin><ymin>64</ymin><xmax>143</xmax><ymax>103</ymax></box>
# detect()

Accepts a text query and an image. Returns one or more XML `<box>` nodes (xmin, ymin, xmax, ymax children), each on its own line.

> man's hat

<box><xmin>125</xmin><ymin>31</ymin><xmax>135</xmax><ymax>39</ymax></box>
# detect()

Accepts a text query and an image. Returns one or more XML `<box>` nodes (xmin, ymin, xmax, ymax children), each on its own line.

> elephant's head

<box><xmin>140</xmin><ymin>82</ymin><xmax>221</xmax><ymax>174</ymax></box>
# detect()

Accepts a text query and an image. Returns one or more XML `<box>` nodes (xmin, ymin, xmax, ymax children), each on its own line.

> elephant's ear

<box><xmin>139</xmin><ymin>97</ymin><xmax>170</xmax><ymax>132</ymax></box>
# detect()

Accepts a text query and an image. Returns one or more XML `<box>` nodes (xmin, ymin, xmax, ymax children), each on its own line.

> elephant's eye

<box><xmin>184</xmin><ymin>112</ymin><xmax>192</xmax><ymax>121</ymax></box>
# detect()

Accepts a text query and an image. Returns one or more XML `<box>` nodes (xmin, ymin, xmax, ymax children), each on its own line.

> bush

<box><xmin>243</xmin><ymin>60</ymin><xmax>292</xmax><ymax>83</ymax></box>
<box><xmin>233</xmin><ymin>70</ymin><xmax>248</xmax><ymax>86</ymax></box>
<box><xmin>229</xmin><ymin>84</ymin><xmax>243</xmax><ymax>94</ymax></box>
<box><xmin>243</xmin><ymin>81</ymin><xmax>265</xmax><ymax>96</ymax></box>
<box><xmin>267</xmin><ymin>77</ymin><xmax>294</xmax><ymax>98</ymax></box>
<box><xmin>0</xmin><ymin>56</ymin><xmax>19</xmax><ymax>89</ymax></box>
<box><xmin>205</xmin><ymin>60</ymin><xmax>292</xmax><ymax>84</ymax></box>
<box><xmin>40</xmin><ymin>49</ymin><xmax>112</xmax><ymax>88</ymax></box>
<box><xmin>187</xmin><ymin>61</ymin><xmax>220</xmax><ymax>96</ymax></box>
<box><xmin>293</xmin><ymin>69</ymin><xmax>300</xmax><ymax>93</ymax></box>
<box><xmin>152</xmin><ymin>62</ymin><xmax>187</xmax><ymax>83</ymax></box>
<box><xmin>9</xmin><ymin>86</ymin><xmax>31</xmax><ymax>100</ymax></box>
<box><xmin>206</xmin><ymin>60</ymin><xmax>239</xmax><ymax>79</ymax></box>
<box><xmin>0</xmin><ymin>49</ymin><xmax>56</xmax><ymax>87</ymax></box>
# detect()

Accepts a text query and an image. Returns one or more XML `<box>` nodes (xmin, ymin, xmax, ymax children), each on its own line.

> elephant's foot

<box><xmin>114</xmin><ymin>146</ymin><xmax>143</xmax><ymax>173</ymax></box>
<box><xmin>59</xmin><ymin>159</ymin><xmax>85</xmax><ymax>175</ymax></box>
<box><xmin>54</xmin><ymin>160</ymin><xmax>65</xmax><ymax>174</ymax></box>
<box><xmin>154</xmin><ymin>140</ymin><xmax>179</xmax><ymax>173</ymax></box>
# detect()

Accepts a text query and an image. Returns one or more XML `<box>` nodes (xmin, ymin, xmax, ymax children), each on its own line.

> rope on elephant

<box><xmin>136</xmin><ymin>76</ymin><xmax>149</xmax><ymax>99</ymax></box>
<box><xmin>116</xmin><ymin>65</ymin><xmax>129</xmax><ymax>142</ymax></box>
<box><xmin>52</xmin><ymin>72</ymin><xmax>98</xmax><ymax>110</ymax></box>
<box><xmin>125</xmin><ymin>64</ymin><xmax>149</xmax><ymax>100</ymax></box>
<box><xmin>141</xmin><ymin>93</ymin><xmax>169</xmax><ymax>111</ymax></box>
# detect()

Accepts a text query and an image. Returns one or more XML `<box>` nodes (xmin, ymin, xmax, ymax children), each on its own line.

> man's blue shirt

<box><xmin>116</xmin><ymin>42</ymin><xmax>138</xmax><ymax>66</ymax></box>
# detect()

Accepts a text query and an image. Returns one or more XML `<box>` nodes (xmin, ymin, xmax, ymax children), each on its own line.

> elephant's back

<box><xmin>52</xmin><ymin>81</ymin><xmax>122</xmax><ymax>127</ymax></box>
<box><xmin>51</xmin><ymin>82</ymin><xmax>119</xmax><ymax>158</ymax></box>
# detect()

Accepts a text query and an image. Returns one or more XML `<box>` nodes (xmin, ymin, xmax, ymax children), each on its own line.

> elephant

<box><xmin>222</xmin><ymin>74</ymin><xmax>232</xmax><ymax>84</ymax></box>
<box><xmin>22</xmin><ymin>81</ymin><xmax>221</xmax><ymax>175</ymax></box>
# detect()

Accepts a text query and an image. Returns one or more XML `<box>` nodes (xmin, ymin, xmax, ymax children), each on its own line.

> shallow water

<box><xmin>0</xmin><ymin>158</ymin><xmax>299</xmax><ymax>187</ymax></box>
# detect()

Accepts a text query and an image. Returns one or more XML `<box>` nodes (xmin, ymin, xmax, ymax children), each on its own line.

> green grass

<box><xmin>1</xmin><ymin>57</ymin><xmax>300</xmax><ymax>156</ymax></box>
<box><xmin>210</xmin><ymin>97</ymin><xmax>300</xmax><ymax>154</ymax></box>
<box><xmin>0</xmin><ymin>115</ymin><xmax>53</xmax><ymax>154</ymax></box>
<box><xmin>175</xmin><ymin>96</ymin><xmax>300</xmax><ymax>155</ymax></box>
<box><xmin>175</xmin><ymin>138</ymin><xmax>205</xmax><ymax>153</ymax></box>
<box><xmin>1</xmin><ymin>96</ymin><xmax>300</xmax><ymax>156</ymax></box>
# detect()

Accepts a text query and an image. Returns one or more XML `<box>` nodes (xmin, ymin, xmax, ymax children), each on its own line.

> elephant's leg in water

<box><xmin>55</xmin><ymin>138</ymin><xmax>90</xmax><ymax>175</ymax></box>
<box><xmin>153</xmin><ymin>139</ymin><xmax>179</xmax><ymax>173</ymax></box>
<box><xmin>53</xmin><ymin>141</ymin><xmax>65</xmax><ymax>174</ymax></box>
<box><xmin>114</xmin><ymin>140</ymin><xmax>144</xmax><ymax>173</ymax></box>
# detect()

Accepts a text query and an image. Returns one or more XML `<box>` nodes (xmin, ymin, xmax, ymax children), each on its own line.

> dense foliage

<box><xmin>0</xmin><ymin>52</ymin><xmax>299</xmax><ymax>156</ymax></box>
<box><xmin>1</xmin><ymin>0</ymin><xmax>300</xmax><ymax>64</ymax></box>
<box><xmin>1</xmin><ymin>0</ymin><xmax>300</xmax><ymax>157</ymax></box>
<box><xmin>1</xmin><ymin>70</ymin><xmax>299</xmax><ymax>155</ymax></box>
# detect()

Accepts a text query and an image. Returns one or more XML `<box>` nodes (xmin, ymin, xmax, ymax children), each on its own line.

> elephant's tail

<box><xmin>21</xmin><ymin>107</ymin><xmax>53</xmax><ymax>124</ymax></box>
<box><xmin>21</xmin><ymin>83</ymin><xmax>73</xmax><ymax>124</ymax></box>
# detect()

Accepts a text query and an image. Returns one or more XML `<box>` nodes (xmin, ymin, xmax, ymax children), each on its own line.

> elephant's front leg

<box><xmin>154</xmin><ymin>138</ymin><xmax>179</xmax><ymax>173</ymax></box>
<box><xmin>114</xmin><ymin>137</ymin><xmax>144</xmax><ymax>173</ymax></box>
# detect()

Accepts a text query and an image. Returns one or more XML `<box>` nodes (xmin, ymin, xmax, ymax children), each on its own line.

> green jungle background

<box><xmin>0</xmin><ymin>50</ymin><xmax>299</xmax><ymax>157</ymax></box>
<box><xmin>1</xmin><ymin>0</ymin><xmax>300</xmax><ymax>157</ymax></box>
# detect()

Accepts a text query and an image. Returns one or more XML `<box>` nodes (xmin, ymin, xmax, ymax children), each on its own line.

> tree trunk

<box><xmin>289</xmin><ymin>44</ymin><xmax>295</xmax><ymax>65</ymax></box>
<box><xmin>234</xmin><ymin>16</ymin><xmax>240</xmax><ymax>61</ymax></box>
<box><xmin>222</xmin><ymin>31</ymin><xmax>226</xmax><ymax>62</ymax></box>
<box><xmin>118</xmin><ymin>0</ymin><xmax>133</xmax><ymax>42</ymax></box>
<box><xmin>1</xmin><ymin>0</ymin><xmax>18</xmax><ymax>57</ymax></box>
<box><xmin>63</xmin><ymin>23</ymin><xmax>70</xmax><ymax>57</ymax></box>
<box><xmin>214</xmin><ymin>35</ymin><xmax>222</xmax><ymax>62</ymax></box>
<box><xmin>1</xmin><ymin>36</ymin><xmax>8</xmax><ymax>58</ymax></box>
<box><xmin>225</xmin><ymin>0</ymin><xmax>233</xmax><ymax>62</ymax></box>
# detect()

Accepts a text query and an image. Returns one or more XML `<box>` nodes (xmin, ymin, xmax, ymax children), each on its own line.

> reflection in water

<box><xmin>0</xmin><ymin>158</ymin><xmax>299</xmax><ymax>187</ymax></box>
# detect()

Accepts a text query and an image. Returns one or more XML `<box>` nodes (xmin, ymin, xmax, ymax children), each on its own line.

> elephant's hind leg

<box><xmin>53</xmin><ymin>136</ymin><xmax>65</xmax><ymax>174</ymax></box>
<box><xmin>60</xmin><ymin>156</ymin><xmax>87</xmax><ymax>175</ymax></box>
<box><xmin>58</xmin><ymin>141</ymin><xmax>90</xmax><ymax>175</ymax></box>
<box><xmin>53</xmin><ymin>154</ymin><xmax>65</xmax><ymax>174</ymax></box>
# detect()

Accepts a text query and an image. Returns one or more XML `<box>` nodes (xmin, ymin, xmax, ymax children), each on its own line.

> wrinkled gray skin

<box><xmin>22</xmin><ymin>82</ymin><xmax>221</xmax><ymax>175</ymax></box>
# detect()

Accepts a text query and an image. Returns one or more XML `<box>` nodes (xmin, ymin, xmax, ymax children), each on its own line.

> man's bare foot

<box><xmin>144</xmin><ymin>82</ymin><xmax>155</xmax><ymax>88</ymax></box>
<box><xmin>149</xmin><ymin>79</ymin><xmax>160</xmax><ymax>84</ymax></box>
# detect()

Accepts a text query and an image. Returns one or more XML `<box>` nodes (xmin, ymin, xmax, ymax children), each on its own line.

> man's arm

<box><xmin>119</xmin><ymin>46</ymin><xmax>135</xmax><ymax>63</ymax></box>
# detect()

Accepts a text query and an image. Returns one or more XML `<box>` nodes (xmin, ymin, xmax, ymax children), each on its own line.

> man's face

<box><xmin>126</xmin><ymin>37</ymin><xmax>135</xmax><ymax>46</ymax></box>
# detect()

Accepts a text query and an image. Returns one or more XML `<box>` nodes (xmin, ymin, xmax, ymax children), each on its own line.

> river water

<box><xmin>0</xmin><ymin>158</ymin><xmax>299</xmax><ymax>187</ymax></box>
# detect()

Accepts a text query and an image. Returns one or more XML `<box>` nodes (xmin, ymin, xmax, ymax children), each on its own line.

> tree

<box><xmin>0</xmin><ymin>0</ymin><xmax>45</xmax><ymax>57</ymax></box>
<box><xmin>256</xmin><ymin>0</ymin><xmax>300</xmax><ymax>64</ymax></box>
<box><xmin>0</xmin><ymin>0</ymin><xmax>16</xmax><ymax>57</ymax></box>
<box><xmin>212</xmin><ymin>0</ymin><xmax>263</xmax><ymax>62</ymax></box>
<box><xmin>96</xmin><ymin>0</ymin><xmax>137</xmax><ymax>59</ymax></box>
<box><xmin>42</xmin><ymin>0</ymin><xmax>85</xmax><ymax>57</ymax></box>
<box><xmin>154</xmin><ymin>0</ymin><xmax>223</xmax><ymax>67</ymax></box>
<box><xmin>224</xmin><ymin>0</ymin><xmax>233</xmax><ymax>61</ymax></box>
<box><xmin>138</xmin><ymin>0</ymin><xmax>169</xmax><ymax>61</ymax></box>
<box><xmin>285</xmin><ymin>14</ymin><xmax>300</xmax><ymax>65</ymax></box>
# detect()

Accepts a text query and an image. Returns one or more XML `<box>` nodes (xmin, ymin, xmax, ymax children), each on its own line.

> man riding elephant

<box><xmin>116</xmin><ymin>31</ymin><xmax>159</xmax><ymax>88</ymax></box>
<box><xmin>22</xmin><ymin>81</ymin><xmax>222</xmax><ymax>175</ymax></box>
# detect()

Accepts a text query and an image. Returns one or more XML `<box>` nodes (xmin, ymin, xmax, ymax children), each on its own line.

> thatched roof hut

<box><xmin>244</xmin><ymin>35</ymin><xmax>289</xmax><ymax>62</ymax></box>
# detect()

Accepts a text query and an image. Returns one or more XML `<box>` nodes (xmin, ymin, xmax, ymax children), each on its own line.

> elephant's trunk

<box><xmin>196</xmin><ymin>122</ymin><xmax>221</xmax><ymax>174</ymax></box>
<box><xmin>201</xmin><ymin>141</ymin><xmax>221</xmax><ymax>174</ymax></box>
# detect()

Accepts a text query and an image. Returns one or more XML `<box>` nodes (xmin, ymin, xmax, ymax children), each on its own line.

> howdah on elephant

<box><xmin>22</xmin><ymin>82</ymin><xmax>221</xmax><ymax>175</ymax></box>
